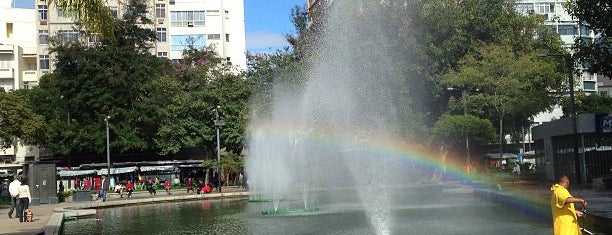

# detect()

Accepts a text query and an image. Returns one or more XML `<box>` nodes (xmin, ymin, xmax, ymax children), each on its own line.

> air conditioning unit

<box><xmin>40</xmin><ymin>20</ymin><xmax>47</xmax><ymax>25</ymax></box>
<box><xmin>157</xmin><ymin>18</ymin><xmax>164</xmax><ymax>24</ymax></box>
<box><xmin>169</xmin><ymin>0</ymin><xmax>175</xmax><ymax>4</ymax></box>
<box><xmin>187</xmin><ymin>22</ymin><xmax>193</xmax><ymax>27</ymax></box>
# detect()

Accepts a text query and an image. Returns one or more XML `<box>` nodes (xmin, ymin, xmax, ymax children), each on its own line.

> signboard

<box><xmin>595</xmin><ymin>113</ymin><xmax>612</xmax><ymax>133</ymax></box>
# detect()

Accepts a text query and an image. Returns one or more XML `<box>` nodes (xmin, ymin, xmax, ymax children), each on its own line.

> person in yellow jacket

<box><xmin>551</xmin><ymin>174</ymin><xmax>587</xmax><ymax>235</ymax></box>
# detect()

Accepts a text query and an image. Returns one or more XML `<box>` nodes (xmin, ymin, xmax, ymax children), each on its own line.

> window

<box><xmin>557</xmin><ymin>25</ymin><xmax>577</xmax><ymax>36</ymax></box>
<box><xmin>88</xmin><ymin>33</ymin><xmax>101</xmax><ymax>45</ymax></box>
<box><xmin>0</xmin><ymin>55</ymin><xmax>12</xmax><ymax>69</ymax></box>
<box><xmin>535</xmin><ymin>3</ymin><xmax>554</xmax><ymax>14</ymax></box>
<box><xmin>515</xmin><ymin>3</ymin><xmax>534</xmax><ymax>14</ymax></box>
<box><xmin>157</xmin><ymin>28</ymin><xmax>167</xmax><ymax>42</ymax></box>
<box><xmin>225</xmin><ymin>33</ymin><xmax>230</xmax><ymax>42</ymax></box>
<box><xmin>22</xmin><ymin>82</ymin><xmax>31</xmax><ymax>90</ymax></box>
<box><xmin>57</xmin><ymin>30</ymin><xmax>79</xmax><ymax>44</ymax></box>
<box><xmin>582</xmin><ymin>81</ymin><xmax>596</xmax><ymax>90</ymax></box>
<box><xmin>156</xmin><ymin>4</ymin><xmax>166</xmax><ymax>18</ymax></box>
<box><xmin>580</xmin><ymin>25</ymin><xmax>590</xmax><ymax>36</ymax></box>
<box><xmin>157</xmin><ymin>52</ymin><xmax>168</xmax><ymax>58</ymax></box>
<box><xmin>207</xmin><ymin>34</ymin><xmax>220</xmax><ymax>40</ymax></box>
<box><xmin>224</xmin><ymin>10</ymin><xmax>229</xmax><ymax>19</ymax></box>
<box><xmin>38</xmin><ymin>5</ymin><xmax>48</xmax><ymax>20</ymax></box>
<box><xmin>6</xmin><ymin>23</ymin><xmax>12</xmax><ymax>38</ymax></box>
<box><xmin>109</xmin><ymin>6</ymin><xmax>118</xmax><ymax>18</ymax></box>
<box><xmin>170</xmin><ymin>11</ymin><xmax>205</xmax><ymax>27</ymax></box>
<box><xmin>171</xmin><ymin>34</ymin><xmax>206</xmax><ymax>51</ymax></box>
<box><xmin>38</xmin><ymin>30</ymin><xmax>49</xmax><ymax>44</ymax></box>
<box><xmin>57</xmin><ymin>8</ymin><xmax>73</xmax><ymax>18</ymax></box>
<box><xmin>39</xmin><ymin>55</ymin><xmax>50</xmax><ymax>70</ymax></box>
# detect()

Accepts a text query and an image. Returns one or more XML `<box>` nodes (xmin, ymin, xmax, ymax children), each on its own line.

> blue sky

<box><xmin>14</xmin><ymin>0</ymin><xmax>305</xmax><ymax>53</ymax></box>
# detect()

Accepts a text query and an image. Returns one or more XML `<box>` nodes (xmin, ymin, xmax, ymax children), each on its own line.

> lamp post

<box><xmin>214</xmin><ymin>106</ymin><xmax>225</xmax><ymax>192</ymax></box>
<box><xmin>539</xmin><ymin>53</ymin><xmax>582</xmax><ymax>184</ymax></box>
<box><xmin>104</xmin><ymin>116</ymin><xmax>111</xmax><ymax>183</ymax></box>
<box><xmin>447</xmin><ymin>87</ymin><xmax>471</xmax><ymax>170</ymax></box>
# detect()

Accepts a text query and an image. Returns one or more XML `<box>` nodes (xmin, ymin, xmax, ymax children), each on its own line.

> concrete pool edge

<box><xmin>44</xmin><ymin>191</ymin><xmax>250</xmax><ymax>235</ymax></box>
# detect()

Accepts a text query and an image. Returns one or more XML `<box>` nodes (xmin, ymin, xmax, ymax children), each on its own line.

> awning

<box><xmin>140</xmin><ymin>165</ymin><xmax>177</xmax><ymax>172</ymax></box>
<box><xmin>97</xmin><ymin>166</ymin><xmax>138</xmax><ymax>175</ymax></box>
<box><xmin>58</xmin><ymin>170</ymin><xmax>97</xmax><ymax>177</ymax></box>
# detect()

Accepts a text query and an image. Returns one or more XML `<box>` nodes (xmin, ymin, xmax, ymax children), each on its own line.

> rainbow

<box><xmin>248</xmin><ymin>122</ymin><xmax>552</xmax><ymax>223</ymax></box>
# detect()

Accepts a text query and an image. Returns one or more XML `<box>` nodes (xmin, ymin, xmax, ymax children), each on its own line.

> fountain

<box><xmin>246</xmin><ymin>1</ymin><xmax>430</xmax><ymax>234</ymax></box>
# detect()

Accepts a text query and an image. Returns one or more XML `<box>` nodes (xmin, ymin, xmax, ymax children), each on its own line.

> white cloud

<box><xmin>246</xmin><ymin>31</ymin><xmax>290</xmax><ymax>52</ymax></box>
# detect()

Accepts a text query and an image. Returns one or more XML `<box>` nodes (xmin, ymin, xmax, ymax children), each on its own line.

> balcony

<box><xmin>0</xmin><ymin>44</ymin><xmax>15</xmax><ymax>54</ymax></box>
<box><xmin>0</xmin><ymin>68</ymin><xmax>14</xmax><ymax>79</ymax></box>
<box><xmin>22</xmin><ymin>70</ymin><xmax>39</xmax><ymax>82</ymax></box>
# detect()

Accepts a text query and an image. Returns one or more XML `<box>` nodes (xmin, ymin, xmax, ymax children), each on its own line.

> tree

<box><xmin>439</xmin><ymin>43</ymin><xmax>566</xmax><ymax>149</ymax></box>
<box><xmin>155</xmin><ymin>47</ymin><xmax>250</xmax><ymax>155</ymax></box>
<box><xmin>31</xmin><ymin>1</ymin><xmax>172</xmax><ymax>155</ymax></box>
<box><xmin>565</xmin><ymin>1</ymin><xmax>612</xmax><ymax>78</ymax></box>
<box><xmin>562</xmin><ymin>93</ymin><xmax>612</xmax><ymax>115</ymax></box>
<box><xmin>48</xmin><ymin>0</ymin><xmax>115</xmax><ymax>38</ymax></box>
<box><xmin>431</xmin><ymin>114</ymin><xmax>496</xmax><ymax>154</ymax></box>
<box><xmin>0</xmin><ymin>89</ymin><xmax>47</xmax><ymax>150</ymax></box>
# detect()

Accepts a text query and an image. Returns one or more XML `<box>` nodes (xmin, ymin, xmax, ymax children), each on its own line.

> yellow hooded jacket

<box><xmin>550</xmin><ymin>183</ymin><xmax>582</xmax><ymax>235</ymax></box>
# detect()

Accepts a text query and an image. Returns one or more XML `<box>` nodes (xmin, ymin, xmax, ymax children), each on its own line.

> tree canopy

<box><xmin>565</xmin><ymin>0</ymin><xmax>612</xmax><ymax>78</ymax></box>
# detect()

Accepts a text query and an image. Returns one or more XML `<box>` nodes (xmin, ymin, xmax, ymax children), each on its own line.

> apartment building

<box><xmin>0</xmin><ymin>0</ymin><xmax>38</xmax><ymax>92</ymax></box>
<box><xmin>515</xmin><ymin>0</ymin><xmax>597</xmax><ymax>93</ymax></box>
<box><xmin>35</xmin><ymin>0</ymin><xmax>246</xmax><ymax>71</ymax></box>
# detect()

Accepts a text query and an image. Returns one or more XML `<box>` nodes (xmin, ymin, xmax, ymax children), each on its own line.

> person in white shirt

<box><xmin>7</xmin><ymin>177</ymin><xmax>21</xmax><ymax>219</ymax></box>
<box><xmin>17</xmin><ymin>181</ymin><xmax>31</xmax><ymax>223</ymax></box>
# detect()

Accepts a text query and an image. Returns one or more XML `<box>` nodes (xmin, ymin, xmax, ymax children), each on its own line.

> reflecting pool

<box><xmin>62</xmin><ymin>185</ymin><xmax>551</xmax><ymax>235</ymax></box>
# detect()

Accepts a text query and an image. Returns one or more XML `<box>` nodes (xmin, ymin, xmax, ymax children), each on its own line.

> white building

<box><xmin>35</xmin><ymin>0</ymin><xmax>246</xmax><ymax>71</ymax></box>
<box><xmin>515</xmin><ymin>0</ymin><xmax>597</xmax><ymax>93</ymax></box>
<box><xmin>0</xmin><ymin>0</ymin><xmax>38</xmax><ymax>91</ymax></box>
<box><xmin>0</xmin><ymin>0</ymin><xmax>41</xmax><ymax>163</ymax></box>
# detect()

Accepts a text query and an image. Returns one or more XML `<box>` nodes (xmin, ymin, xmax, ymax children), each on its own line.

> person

<box><xmin>512</xmin><ymin>162</ymin><xmax>521</xmax><ymax>182</ymax></box>
<box><xmin>17</xmin><ymin>180</ymin><xmax>31</xmax><ymax>223</ymax></box>
<box><xmin>201</xmin><ymin>183</ymin><xmax>212</xmax><ymax>194</ymax></box>
<box><xmin>100</xmin><ymin>175</ymin><xmax>109</xmax><ymax>202</ymax></box>
<box><xmin>213</xmin><ymin>172</ymin><xmax>220</xmax><ymax>192</ymax></box>
<box><xmin>551</xmin><ymin>174</ymin><xmax>587</xmax><ymax>235</ymax></box>
<box><xmin>163</xmin><ymin>180</ymin><xmax>171</xmax><ymax>195</ymax></box>
<box><xmin>7</xmin><ymin>177</ymin><xmax>21</xmax><ymax>219</ymax></box>
<box><xmin>115</xmin><ymin>181</ymin><xmax>124</xmax><ymax>198</ymax></box>
<box><xmin>125</xmin><ymin>180</ymin><xmax>134</xmax><ymax>198</ymax></box>
<box><xmin>186</xmin><ymin>178</ymin><xmax>194</xmax><ymax>193</ymax></box>
<box><xmin>146</xmin><ymin>179</ymin><xmax>156</xmax><ymax>196</ymax></box>
<box><xmin>58</xmin><ymin>181</ymin><xmax>65</xmax><ymax>192</ymax></box>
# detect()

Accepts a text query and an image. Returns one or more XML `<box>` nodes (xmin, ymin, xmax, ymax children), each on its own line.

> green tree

<box><xmin>156</xmin><ymin>48</ymin><xmax>249</xmax><ymax>155</ymax></box>
<box><xmin>0</xmin><ymin>89</ymin><xmax>47</xmax><ymax>150</ymax></box>
<box><xmin>431</xmin><ymin>114</ymin><xmax>496</xmax><ymax>153</ymax></box>
<box><xmin>48</xmin><ymin>0</ymin><xmax>115</xmax><ymax>38</ymax></box>
<box><xmin>31</xmin><ymin>1</ymin><xmax>172</xmax><ymax>155</ymax></box>
<box><xmin>439</xmin><ymin>44</ymin><xmax>565</xmax><ymax>147</ymax></box>
<box><xmin>565</xmin><ymin>0</ymin><xmax>612</xmax><ymax>78</ymax></box>
<box><xmin>562</xmin><ymin>93</ymin><xmax>612</xmax><ymax>115</ymax></box>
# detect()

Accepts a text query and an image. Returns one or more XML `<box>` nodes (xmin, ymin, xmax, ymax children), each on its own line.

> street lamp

<box><xmin>104</xmin><ymin>116</ymin><xmax>111</xmax><ymax>184</ymax></box>
<box><xmin>539</xmin><ymin>53</ymin><xmax>582</xmax><ymax>184</ymax></box>
<box><xmin>214</xmin><ymin>106</ymin><xmax>225</xmax><ymax>192</ymax></box>
<box><xmin>447</xmin><ymin>87</ymin><xmax>471</xmax><ymax>170</ymax></box>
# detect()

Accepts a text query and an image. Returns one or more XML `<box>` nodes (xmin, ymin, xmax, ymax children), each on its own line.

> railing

<box><xmin>0</xmin><ymin>68</ymin><xmax>14</xmax><ymax>78</ymax></box>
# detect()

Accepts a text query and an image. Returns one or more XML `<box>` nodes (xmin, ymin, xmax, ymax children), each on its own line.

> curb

<box><xmin>43</xmin><ymin>191</ymin><xmax>249</xmax><ymax>235</ymax></box>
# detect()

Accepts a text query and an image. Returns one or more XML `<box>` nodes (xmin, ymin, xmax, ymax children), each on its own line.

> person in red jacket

<box><xmin>163</xmin><ymin>180</ymin><xmax>171</xmax><ymax>195</ymax></box>
<box><xmin>201</xmin><ymin>183</ymin><xmax>212</xmax><ymax>194</ymax></box>
<box><xmin>125</xmin><ymin>180</ymin><xmax>134</xmax><ymax>198</ymax></box>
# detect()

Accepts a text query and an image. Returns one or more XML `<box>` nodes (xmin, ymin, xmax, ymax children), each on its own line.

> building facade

<box><xmin>35</xmin><ymin>0</ymin><xmax>246</xmax><ymax>72</ymax></box>
<box><xmin>0</xmin><ymin>0</ymin><xmax>38</xmax><ymax>91</ymax></box>
<box><xmin>515</xmin><ymin>0</ymin><xmax>597</xmax><ymax>93</ymax></box>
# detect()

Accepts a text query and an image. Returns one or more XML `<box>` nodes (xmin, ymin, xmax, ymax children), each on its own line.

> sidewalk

<box><xmin>0</xmin><ymin>186</ymin><xmax>248</xmax><ymax>235</ymax></box>
<box><xmin>488</xmin><ymin>181</ymin><xmax>612</xmax><ymax>234</ymax></box>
